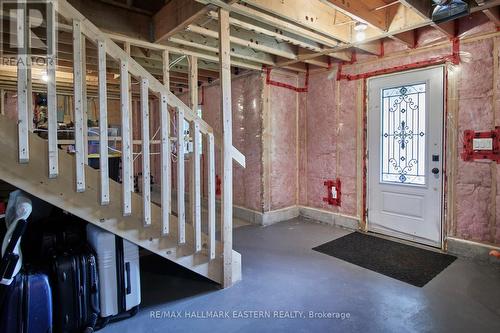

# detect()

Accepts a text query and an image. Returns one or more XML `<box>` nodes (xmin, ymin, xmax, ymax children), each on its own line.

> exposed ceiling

<box><xmin>1</xmin><ymin>0</ymin><xmax>500</xmax><ymax>93</ymax></box>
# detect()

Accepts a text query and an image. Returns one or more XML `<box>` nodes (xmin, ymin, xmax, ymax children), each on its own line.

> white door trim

<box><xmin>366</xmin><ymin>66</ymin><xmax>445</xmax><ymax>248</ymax></box>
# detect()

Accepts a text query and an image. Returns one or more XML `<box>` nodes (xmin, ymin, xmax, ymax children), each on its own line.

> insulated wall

<box><xmin>296</xmin><ymin>22</ymin><xmax>500</xmax><ymax>245</ymax></box>
<box><xmin>175</xmin><ymin>73</ymin><xmax>264</xmax><ymax>213</ymax></box>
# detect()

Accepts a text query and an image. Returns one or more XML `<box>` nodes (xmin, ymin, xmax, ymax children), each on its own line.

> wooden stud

<box><xmin>82</xmin><ymin>37</ymin><xmax>89</xmax><ymax>164</ymax></box>
<box><xmin>140</xmin><ymin>78</ymin><xmax>151</xmax><ymax>226</ymax></box>
<box><xmin>207</xmin><ymin>133</ymin><xmax>216</xmax><ymax>260</ymax></box>
<box><xmin>446</xmin><ymin>64</ymin><xmax>459</xmax><ymax>239</ymax></box>
<box><xmin>73</xmin><ymin>20</ymin><xmax>86</xmax><ymax>192</ymax></box>
<box><xmin>47</xmin><ymin>2</ymin><xmax>58</xmax><ymax>177</ymax></box>
<box><xmin>160</xmin><ymin>93</ymin><xmax>171</xmax><ymax>235</ymax></box>
<box><xmin>188</xmin><ymin>55</ymin><xmax>198</xmax><ymax>229</ymax></box>
<box><xmin>162</xmin><ymin>50</ymin><xmax>170</xmax><ymax>89</ymax></box>
<box><xmin>219</xmin><ymin>8</ymin><xmax>233</xmax><ymax>288</ymax></box>
<box><xmin>120</xmin><ymin>59</ymin><xmax>132</xmax><ymax>215</ymax></box>
<box><xmin>153</xmin><ymin>0</ymin><xmax>210</xmax><ymax>42</ymax></box>
<box><xmin>176</xmin><ymin>107</ymin><xmax>186</xmax><ymax>244</ymax></box>
<box><xmin>17</xmin><ymin>4</ymin><xmax>29</xmax><ymax>163</ymax></box>
<box><xmin>187</xmin><ymin>24</ymin><xmax>297</xmax><ymax>60</ymax></box>
<box><xmin>56</xmin><ymin>0</ymin><xmax>246</xmax><ymax>170</ymax></box>
<box><xmin>193</xmin><ymin>121</ymin><xmax>201</xmax><ymax>252</ymax></box>
<box><xmin>0</xmin><ymin>89</ymin><xmax>4</xmax><ymax>115</ymax></box>
<box><xmin>124</xmin><ymin>42</ymin><xmax>134</xmax><ymax>197</ymax></box>
<box><xmin>98</xmin><ymin>40</ymin><xmax>110</xmax><ymax>205</ymax></box>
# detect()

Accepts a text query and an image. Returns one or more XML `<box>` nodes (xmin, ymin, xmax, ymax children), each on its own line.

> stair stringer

<box><xmin>0</xmin><ymin>115</ymin><xmax>242</xmax><ymax>284</ymax></box>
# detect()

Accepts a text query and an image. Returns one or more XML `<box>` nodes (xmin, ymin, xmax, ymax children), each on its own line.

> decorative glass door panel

<box><xmin>381</xmin><ymin>83</ymin><xmax>426</xmax><ymax>185</ymax></box>
<box><xmin>368</xmin><ymin>67</ymin><xmax>444</xmax><ymax>247</ymax></box>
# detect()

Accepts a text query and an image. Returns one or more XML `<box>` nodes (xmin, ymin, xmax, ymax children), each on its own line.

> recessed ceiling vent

<box><xmin>432</xmin><ymin>0</ymin><xmax>470</xmax><ymax>24</ymax></box>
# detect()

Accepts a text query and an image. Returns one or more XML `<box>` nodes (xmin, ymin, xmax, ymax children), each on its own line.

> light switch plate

<box><xmin>331</xmin><ymin>187</ymin><xmax>337</xmax><ymax>199</ymax></box>
<box><xmin>473</xmin><ymin>138</ymin><xmax>493</xmax><ymax>151</ymax></box>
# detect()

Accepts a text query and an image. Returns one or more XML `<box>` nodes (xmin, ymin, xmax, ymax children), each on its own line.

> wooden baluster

<box><xmin>160</xmin><ymin>93</ymin><xmax>170</xmax><ymax>235</ymax></box>
<box><xmin>120</xmin><ymin>60</ymin><xmax>132</xmax><ymax>215</ymax></box>
<box><xmin>17</xmin><ymin>3</ymin><xmax>29</xmax><ymax>163</ymax></box>
<box><xmin>47</xmin><ymin>2</ymin><xmax>58</xmax><ymax>177</ymax></box>
<box><xmin>98</xmin><ymin>40</ymin><xmax>109</xmax><ymax>205</ymax></box>
<box><xmin>73</xmin><ymin>20</ymin><xmax>85</xmax><ymax>192</ymax></box>
<box><xmin>177</xmin><ymin>107</ymin><xmax>185</xmax><ymax>244</ymax></box>
<box><xmin>161</xmin><ymin>50</ymin><xmax>171</xmax><ymax>235</ymax></box>
<box><xmin>193</xmin><ymin>121</ymin><xmax>201</xmax><ymax>252</ymax></box>
<box><xmin>82</xmin><ymin>37</ymin><xmax>88</xmax><ymax>165</ymax></box>
<box><xmin>188</xmin><ymin>55</ymin><xmax>198</xmax><ymax>229</ymax></box>
<box><xmin>207</xmin><ymin>133</ymin><xmax>216</xmax><ymax>260</ymax></box>
<box><xmin>140</xmin><ymin>78</ymin><xmax>151</xmax><ymax>226</ymax></box>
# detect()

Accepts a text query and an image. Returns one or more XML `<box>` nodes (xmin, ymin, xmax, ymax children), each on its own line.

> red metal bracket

<box><xmin>461</xmin><ymin>127</ymin><xmax>500</xmax><ymax>163</ymax></box>
<box><xmin>323</xmin><ymin>179</ymin><xmax>341</xmax><ymax>206</ymax></box>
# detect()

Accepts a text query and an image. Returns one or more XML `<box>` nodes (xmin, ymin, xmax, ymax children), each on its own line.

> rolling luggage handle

<box><xmin>84</xmin><ymin>252</ymin><xmax>100</xmax><ymax>333</ymax></box>
<box><xmin>125</xmin><ymin>262</ymin><xmax>131</xmax><ymax>295</ymax></box>
<box><xmin>0</xmin><ymin>219</ymin><xmax>28</xmax><ymax>284</ymax></box>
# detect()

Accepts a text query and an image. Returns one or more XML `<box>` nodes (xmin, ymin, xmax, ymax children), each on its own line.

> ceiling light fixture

<box><xmin>356</xmin><ymin>31</ymin><xmax>366</xmax><ymax>42</ymax></box>
<box><xmin>354</xmin><ymin>22</ymin><xmax>368</xmax><ymax>32</ymax></box>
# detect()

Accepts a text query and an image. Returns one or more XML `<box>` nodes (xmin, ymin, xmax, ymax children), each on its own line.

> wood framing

<box><xmin>322</xmin><ymin>0</ymin><xmax>390</xmax><ymax>30</ymax></box>
<box><xmin>17</xmin><ymin>3</ymin><xmax>29</xmax><ymax>163</ymax></box>
<box><xmin>193</xmin><ymin>121</ymin><xmax>202</xmax><ymax>252</ymax></box>
<box><xmin>140</xmin><ymin>78</ymin><xmax>152</xmax><ymax>226</ymax></box>
<box><xmin>188</xmin><ymin>55</ymin><xmax>198</xmax><ymax>238</ymax></box>
<box><xmin>207</xmin><ymin>132</ymin><xmax>216</xmax><ymax>260</ymax></box>
<box><xmin>98</xmin><ymin>40</ymin><xmax>110</xmax><ymax>205</ymax></box>
<box><xmin>120</xmin><ymin>59</ymin><xmax>132</xmax><ymax>216</ymax></box>
<box><xmin>476</xmin><ymin>0</ymin><xmax>500</xmax><ymax>26</ymax></box>
<box><xmin>73</xmin><ymin>20</ymin><xmax>86</xmax><ymax>192</ymax></box>
<box><xmin>176</xmin><ymin>107</ymin><xmax>186</xmax><ymax>244</ymax></box>
<box><xmin>154</xmin><ymin>0</ymin><xmax>211</xmax><ymax>42</ymax></box>
<box><xmin>47</xmin><ymin>2</ymin><xmax>58</xmax><ymax>178</ymax></box>
<box><xmin>1</xmin><ymin>0</ymin><xmax>246</xmax><ymax>287</ymax></box>
<box><xmin>160</xmin><ymin>92</ymin><xmax>171</xmax><ymax>235</ymax></box>
<box><xmin>82</xmin><ymin>37</ymin><xmax>88</xmax><ymax>164</ymax></box>
<box><xmin>219</xmin><ymin>8</ymin><xmax>233</xmax><ymax>288</ymax></box>
<box><xmin>162</xmin><ymin>50</ymin><xmax>170</xmax><ymax>89</ymax></box>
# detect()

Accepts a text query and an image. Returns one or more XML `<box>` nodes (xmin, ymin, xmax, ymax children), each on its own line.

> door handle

<box><xmin>432</xmin><ymin>168</ymin><xmax>440</xmax><ymax>175</ymax></box>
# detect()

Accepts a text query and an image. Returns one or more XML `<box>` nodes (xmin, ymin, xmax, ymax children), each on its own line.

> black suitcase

<box><xmin>51</xmin><ymin>248</ymin><xmax>99</xmax><ymax>333</ymax></box>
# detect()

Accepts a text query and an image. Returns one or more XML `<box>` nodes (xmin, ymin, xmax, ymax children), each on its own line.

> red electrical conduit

<box><xmin>337</xmin><ymin>38</ymin><xmax>460</xmax><ymax>81</ymax></box>
<box><xmin>265</xmin><ymin>66</ymin><xmax>309</xmax><ymax>93</ymax></box>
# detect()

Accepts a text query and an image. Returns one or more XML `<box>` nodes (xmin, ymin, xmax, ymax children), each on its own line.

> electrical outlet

<box><xmin>473</xmin><ymin>138</ymin><xmax>493</xmax><ymax>151</ymax></box>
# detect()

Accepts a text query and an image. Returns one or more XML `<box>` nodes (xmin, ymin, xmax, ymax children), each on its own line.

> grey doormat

<box><xmin>313</xmin><ymin>232</ymin><xmax>456</xmax><ymax>287</ymax></box>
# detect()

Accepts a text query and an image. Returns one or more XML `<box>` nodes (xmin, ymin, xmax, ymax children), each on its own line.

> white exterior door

<box><xmin>367</xmin><ymin>67</ymin><xmax>444</xmax><ymax>247</ymax></box>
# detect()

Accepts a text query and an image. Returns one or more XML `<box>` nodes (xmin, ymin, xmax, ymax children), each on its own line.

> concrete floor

<box><xmin>102</xmin><ymin>217</ymin><xmax>500</xmax><ymax>333</ymax></box>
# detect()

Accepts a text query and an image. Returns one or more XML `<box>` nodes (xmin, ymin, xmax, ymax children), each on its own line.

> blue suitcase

<box><xmin>0</xmin><ymin>272</ymin><xmax>53</xmax><ymax>333</ymax></box>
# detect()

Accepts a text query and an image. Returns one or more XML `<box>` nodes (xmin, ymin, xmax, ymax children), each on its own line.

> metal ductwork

<box><xmin>432</xmin><ymin>0</ymin><xmax>470</xmax><ymax>24</ymax></box>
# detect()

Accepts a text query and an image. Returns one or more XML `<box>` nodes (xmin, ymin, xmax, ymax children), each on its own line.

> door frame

<box><xmin>365</xmin><ymin>65</ymin><xmax>447</xmax><ymax>248</ymax></box>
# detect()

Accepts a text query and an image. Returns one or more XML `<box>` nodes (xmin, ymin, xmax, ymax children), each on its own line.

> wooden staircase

<box><xmin>0</xmin><ymin>0</ymin><xmax>243</xmax><ymax>286</ymax></box>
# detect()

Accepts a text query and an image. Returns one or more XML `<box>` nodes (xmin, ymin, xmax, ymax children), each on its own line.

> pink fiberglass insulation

<box><xmin>172</xmin><ymin>73</ymin><xmax>263</xmax><ymax>213</ymax></box>
<box><xmin>299</xmin><ymin>70</ymin><xmax>358</xmax><ymax>217</ymax></box>
<box><xmin>338</xmin><ymin>80</ymin><xmax>358</xmax><ymax>216</ymax></box>
<box><xmin>267</xmin><ymin>71</ymin><xmax>298</xmax><ymax>211</ymax></box>
<box><xmin>298</xmin><ymin>89</ymin><xmax>308</xmax><ymax>206</ymax></box>
<box><xmin>456</xmin><ymin>39</ymin><xmax>495</xmax><ymax>243</ymax></box>
<box><xmin>299</xmin><ymin>24</ymin><xmax>500</xmax><ymax>245</ymax></box>
<box><xmin>3</xmin><ymin>92</ymin><xmax>17</xmax><ymax>120</ymax></box>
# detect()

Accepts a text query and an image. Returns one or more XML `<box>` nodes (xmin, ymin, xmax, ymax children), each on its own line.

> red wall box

<box><xmin>461</xmin><ymin>127</ymin><xmax>500</xmax><ymax>163</ymax></box>
<box><xmin>323</xmin><ymin>179</ymin><xmax>341</xmax><ymax>206</ymax></box>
